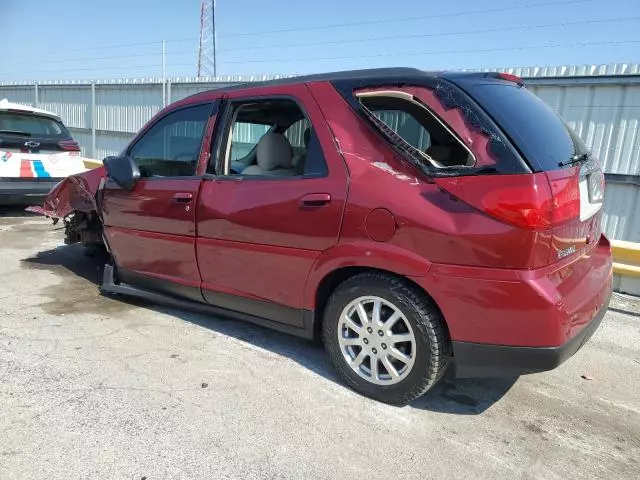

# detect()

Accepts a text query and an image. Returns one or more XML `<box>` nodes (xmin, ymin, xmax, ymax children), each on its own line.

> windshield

<box><xmin>0</xmin><ymin>112</ymin><xmax>68</xmax><ymax>138</ymax></box>
<box><xmin>462</xmin><ymin>82</ymin><xmax>589</xmax><ymax>171</ymax></box>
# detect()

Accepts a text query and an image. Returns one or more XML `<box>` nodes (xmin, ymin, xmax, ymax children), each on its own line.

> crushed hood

<box><xmin>26</xmin><ymin>167</ymin><xmax>105</xmax><ymax>218</ymax></box>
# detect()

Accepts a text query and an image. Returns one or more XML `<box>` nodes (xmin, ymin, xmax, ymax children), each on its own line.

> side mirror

<box><xmin>103</xmin><ymin>155</ymin><xmax>140</xmax><ymax>191</ymax></box>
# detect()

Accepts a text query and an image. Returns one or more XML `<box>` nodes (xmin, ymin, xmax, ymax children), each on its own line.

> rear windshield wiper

<box><xmin>558</xmin><ymin>152</ymin><xmax>589</xmax><ymax>167</ymax></box>
<box><xmin>0</xmin><ymin>129</ymin><xmax>32</xmax><ymax>136</ymax></box>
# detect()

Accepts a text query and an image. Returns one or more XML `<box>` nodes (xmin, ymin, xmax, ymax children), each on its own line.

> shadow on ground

<box><xmin>410</xmin><ymin>376</ymin><xmax>517</xmax><ymax>413</ymax></box>
<box><xmin>22</xmin><ymin>244</ymin><xmax>517</xmax><ymax>414</ymax></box>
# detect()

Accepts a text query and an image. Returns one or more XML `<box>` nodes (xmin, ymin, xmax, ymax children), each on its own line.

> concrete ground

<box><xmin>1</xmin><ymin>207</ymin><xmax>639</xmax><ymax>480</ymax></box>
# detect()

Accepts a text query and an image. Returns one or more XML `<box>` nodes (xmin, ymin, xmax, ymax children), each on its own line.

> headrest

<box><xmin>256</xmin><ymin>133</ymin><xmax>292</xmax><ymax>171</ymax></box>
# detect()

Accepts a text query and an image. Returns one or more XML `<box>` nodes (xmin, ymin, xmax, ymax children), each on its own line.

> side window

<box><xmin>358</xmin><ymin>92</ymin><xmax>474</xmax><ymax>169</ymax></box>
<box><xmin>129</xmin><ymin>103</ymin><xmax>212</xmax><ymax>178</ymax></box>
<box><xmin>284</xmin><ymin>118</ymin><xmax>311</xmax><ymax>148</ymax></box>
<box><xmin>230</xmin><ymin>121</ymin><xmax>271</xmax><ymax>161</ymax></box>
<box><xmin>222</xmin><ymin>99</ymin><xmax>327</xmax><ymax>178</ymax></box>
<box><xmin>371</xmin><ymin>110</ymin><xmax>430</xmax><ymax>151</ymax></box>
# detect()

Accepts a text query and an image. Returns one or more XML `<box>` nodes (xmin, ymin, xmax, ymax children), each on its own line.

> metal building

<box><xmin>1</xmin><ymin>64</ymin><xmax>639</xmax><ymax>242</ymax></box>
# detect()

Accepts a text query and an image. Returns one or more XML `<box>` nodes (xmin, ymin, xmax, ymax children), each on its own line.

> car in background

<box><xmin>0</xmin><ymin>99</ymin><xmax>94</xmax><ymax>205</ymax></box>
<box><xmin>29</xmin><ymin>68</ymin><xmax>612</xmax><ymax>405</ymax></box>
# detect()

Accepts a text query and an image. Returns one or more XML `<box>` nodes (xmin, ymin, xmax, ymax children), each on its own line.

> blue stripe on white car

<box><xmin>32</xmin><ymin>160</ymin><xmax>51</xmax><ymax>178</ymax></box>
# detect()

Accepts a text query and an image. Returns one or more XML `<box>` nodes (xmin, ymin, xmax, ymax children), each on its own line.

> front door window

<box><xmin>129</xmin><ymin>103</ymin><xmax>212</xmax><ymax>178</ymax></box>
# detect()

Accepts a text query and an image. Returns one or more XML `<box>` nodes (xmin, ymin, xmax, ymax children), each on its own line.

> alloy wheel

<box><xmin>337</xmin><ymin>296</ymin><xmax>417</xmax><ymax>386</ymax></box>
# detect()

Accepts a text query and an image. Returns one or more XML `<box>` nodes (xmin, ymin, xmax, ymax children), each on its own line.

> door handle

<box><xmin>299</xmin><ymin>193</ymin><xmax>331</xmax><ymax>207</ymax></box>
<box><xmin>172</xmin><ymin>192</ymin><xmax>193</xmax><ymax>203</ymax></box>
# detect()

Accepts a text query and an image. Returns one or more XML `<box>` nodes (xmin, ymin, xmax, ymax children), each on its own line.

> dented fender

<box><xmin>26</xmin><ymin>167</ymin><xmax>105</xmax><ymax>218</ymax></box>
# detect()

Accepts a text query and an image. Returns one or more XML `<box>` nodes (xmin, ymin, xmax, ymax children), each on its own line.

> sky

<box><xmin>0</xmin><ymin>0</ymin><xmax>639</xmax><ymax>81</ymax></box>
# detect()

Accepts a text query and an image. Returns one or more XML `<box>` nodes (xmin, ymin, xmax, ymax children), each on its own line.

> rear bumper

<box><xmin>451</xmin><ymin>290</ymin><xmax>611</xmax><ymax>377</ymax></box>
<box><xmin>413</xmin><ymin>234</ymin><xmax>613</xmax><ymax>378</ymax></box>
<box><xmin>0</xmin><ymin>178</ymin><xmax>63</xmax><ymax>204</ymax></box>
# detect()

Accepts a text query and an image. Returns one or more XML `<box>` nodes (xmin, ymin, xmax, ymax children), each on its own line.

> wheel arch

<box><xmin>305</xmin><ymin>243</ymin><xmax>450</xmax><ymax>343</ymax></box>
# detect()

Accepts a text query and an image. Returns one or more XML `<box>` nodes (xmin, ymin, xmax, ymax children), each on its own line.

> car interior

<box><xmin>359</xmin><ymin>94</ymin><xmax>475</xmax><ymax>169</ymax></box>
<box><xmin>223</xmin><ymin>100</ymin><xmax>313</xmax><ymax>177</ymax></box>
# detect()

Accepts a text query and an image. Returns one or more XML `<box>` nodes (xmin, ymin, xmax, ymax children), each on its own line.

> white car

<box><xmin>0</xmin><ymin>99</ymin><xmax>95</xmax><ymax>204</ymax></box>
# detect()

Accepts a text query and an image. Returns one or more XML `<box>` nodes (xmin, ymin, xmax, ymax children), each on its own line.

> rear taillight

<box><xmin>58</xmin><ymin>140</ymin><xmax>81</xmax><ymax>152</ymax></box>
<box><xmin>436</xmin><ymin>171</ymin><xmax>580</xmax><ymax>230</ymax></box>
<box><xmin>547</xmin><ymin>170</ymin><xmax>581</xmax><ymax>226</ymax></box>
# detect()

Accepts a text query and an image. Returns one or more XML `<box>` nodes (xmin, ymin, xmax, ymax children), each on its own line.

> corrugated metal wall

<box><xmin>602</xmin><ymin>182</ymin><xmax>640</xmax><ymax>242</ymax></box>
<box><xmin>527</xmin><ymin>83</ymin><xmax>640</xmax><ymax>176</ymax></box>
<box><xmin>1</xmin><ymin>64</ymin><xmax>639</xmax><ymax>241</ymax></box>
<box><xmin>3</xmin><ymin>86</ymin><xmax>36</xmax><ymax>107</ymax></box>
<box><xmin>525</xmin><ymin>82</ymin><xmax>640</xmax><ymax>242</ymax></box>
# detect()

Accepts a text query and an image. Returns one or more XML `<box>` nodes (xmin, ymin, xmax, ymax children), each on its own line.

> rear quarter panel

<box><xmin>308</xmin><ymin>82</ymin><xmax>551</xmax><ymax>270</ymax></box>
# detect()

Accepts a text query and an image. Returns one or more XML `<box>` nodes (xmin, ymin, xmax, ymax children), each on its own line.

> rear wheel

<box><xmin>322</xmin><ymin>273</ymin><xmax>450</xmax><ymax>405</ymax></box>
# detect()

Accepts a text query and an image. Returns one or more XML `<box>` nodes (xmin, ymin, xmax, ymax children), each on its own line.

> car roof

<box><xmin>229</xmin><ymin>67</ymin><xmax>443</xmax><ymax>88</ymax></box>
<box><xmin>182</xmin><ymin>67</ymin><xmax>491</xmax><ymax>101</ymax></box>
<box><xmin>0</xmin><ymin>99</ymin><xmax>62</xmax><ymax>120</ymax></box>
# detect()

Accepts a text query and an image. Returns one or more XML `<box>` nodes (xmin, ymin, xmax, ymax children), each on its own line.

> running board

<box><xmin>100</xmin><ymin>264</ymin><xmax>316</xmax><ymax>340</ymax></box>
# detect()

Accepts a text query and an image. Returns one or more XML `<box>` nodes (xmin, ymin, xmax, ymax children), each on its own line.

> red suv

<box><xmin>32</xmin><ymin>68</ymin><xmax>612</xmax><ymax>405</ymax></box>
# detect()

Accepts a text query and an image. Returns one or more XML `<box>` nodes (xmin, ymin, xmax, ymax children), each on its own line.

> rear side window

<box><xmin>461</xmin><ymin>83</ymin><xmax>589</xmax><ymax>171</ymax></box>
<box><xmin>0</xmin><ymin>112</ymin><xmax>68</xmax><ymax>138</ymax></box>
<box><xmin>218</xmin><ymin>98</ymin><xmax>328</xmax><ymax>178</ymax></box>
<box><xmin>371</xmin><ymin>110</ymin><xmax>430</xmax><ymax>150</ymax></box>
<box><xmin>284</xmin><ymin>118</ymin><xmax>311</xmax><ymax>148</ymax></box>
<box><xmin>230</xmin><ymin>121</ymin><xmax>271</xmax><ymax>160</ymax></box>
<box><xmin>358</xmin><ymin>92</ymin><xmax>475</xmax><ymax>169</ymax></box>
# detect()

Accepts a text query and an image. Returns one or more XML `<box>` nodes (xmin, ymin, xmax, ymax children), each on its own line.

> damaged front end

<box><xmin>26</xmin><ymin>167</ymin><xmax>106</xmax><ymax>247</ymax></box>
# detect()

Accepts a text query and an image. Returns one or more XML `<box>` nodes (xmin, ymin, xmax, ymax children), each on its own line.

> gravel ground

<box><xmin>1</xmin><ymin>208</ymin><xmax>639</xmax><ymax>480</ymax></box>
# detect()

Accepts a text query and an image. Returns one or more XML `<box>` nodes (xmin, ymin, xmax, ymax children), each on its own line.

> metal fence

<box><xmin>1</xmin><ymin>64</ymin><xmax>639</xmax><ymax>242</ymax></box>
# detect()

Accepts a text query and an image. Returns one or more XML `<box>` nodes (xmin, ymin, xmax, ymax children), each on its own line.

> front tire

<box><xmin>322</xmin><ymin>273</ymin><xmax>450</xmax><ymax>406</ymax></box>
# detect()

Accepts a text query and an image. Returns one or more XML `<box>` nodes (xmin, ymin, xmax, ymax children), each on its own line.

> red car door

<box><xmin>196</xmin><ymin>85</ymin><xmax>348</xmax><ymax>327</ymax></box>
<box><xmin>101</xmin><ymin>101</ymin><xmax>218</xmax><ymax>301</ymax></box>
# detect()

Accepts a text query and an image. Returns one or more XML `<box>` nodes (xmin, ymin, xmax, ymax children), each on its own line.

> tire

<box><xmin>322</xmin><ymin>273</ymin><xmax>450</xmax><ymax>406</ymax></box>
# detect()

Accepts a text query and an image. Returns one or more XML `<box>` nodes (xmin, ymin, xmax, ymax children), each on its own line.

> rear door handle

<box><xmin>172</xmin><ymin>192</ymin><xmax>193</xmax><ymax>203</ymax></box>
<box><xmin>299</xmin><ymin>193</ymin><xmax>331</xmax><ymax>207</ymax></box>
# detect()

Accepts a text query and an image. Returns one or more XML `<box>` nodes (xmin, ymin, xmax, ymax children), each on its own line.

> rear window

<box><xmin>0</xmin><ymin>112</ymin><xmax>69</xmax><ymax>138</ymax></box>
<box><xmin>462</xmin><ymin>83</ymin><xmax>589</xmax><ymax>171</ymax></box>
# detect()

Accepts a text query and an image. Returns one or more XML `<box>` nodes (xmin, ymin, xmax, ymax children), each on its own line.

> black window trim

<box><xmin>357</xmin><ymin>90</ymin><xmax>477</xmax><ymax>170</ymax></box>
<box><xmin>331</xmin><ymin>76</ymin><xmax>530</xmax><ymax>176</ymax></box>
<box><xmin>451</xmin><ymin>79</ymin><xmax>586</xmax><ymax>173</ymax></box>
<box><xmin>124</xmin><ymin>100</ymin><xmax>219</xmax><ymax>181</ymax></box>
<box><xmin>205</xmin><ymin>94</ymin><xmax>328</xmax><ymax>181</ymax></box>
